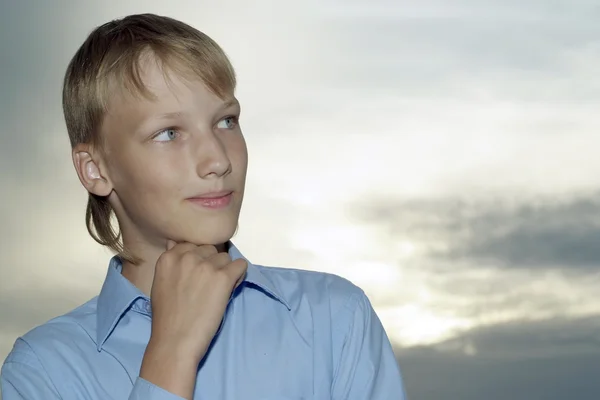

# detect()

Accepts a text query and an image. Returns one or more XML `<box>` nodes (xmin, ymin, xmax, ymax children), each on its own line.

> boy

<box><xmin>1</xmin><ymin>13</ymin><xmax>406</xmax><ymax>400</ymax></box>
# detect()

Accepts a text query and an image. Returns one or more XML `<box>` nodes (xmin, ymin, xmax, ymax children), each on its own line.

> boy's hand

<box><xmin>149</xmin><ymin>241</ymin><xmax>247</xmax><ymax>357</ymax></box>
<box><xmin>139</xmin><ymin>241</ymin><xmax>247</xmax><ymax>399</ymax></box>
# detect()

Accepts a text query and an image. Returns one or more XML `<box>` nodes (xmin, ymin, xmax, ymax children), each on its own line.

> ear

<box><xmin>72</xmin><ymin>144</ymin><xmax>113</xmax><ymax>197</ymax></box>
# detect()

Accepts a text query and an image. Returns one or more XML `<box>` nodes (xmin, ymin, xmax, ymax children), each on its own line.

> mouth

<box><xmin>186</xmin><ymin>191</ymin><xmax>233</xmax><ymax>209</ymax></box>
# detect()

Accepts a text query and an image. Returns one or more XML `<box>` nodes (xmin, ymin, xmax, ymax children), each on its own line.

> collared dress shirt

<box><xmin>1</xmin><ymin>244</ymin><xmax>406</xmax><ymax>399</ymax></box>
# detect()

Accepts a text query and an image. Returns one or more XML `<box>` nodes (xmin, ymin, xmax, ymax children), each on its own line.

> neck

<box><xmin>120</xmin><ymin>243</ymin><xmax>164</xmax><ymax>296</ymax></box>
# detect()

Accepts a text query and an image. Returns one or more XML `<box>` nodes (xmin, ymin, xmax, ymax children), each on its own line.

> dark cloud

<box><xmin>352</xmin><ymin>193</ymin><xmax>600</xmax><ymax>271</ymax></box>
<box><xmin>398</xmin><ymin>316</ymin><xmax>600</xmax><ymax>400</ymax></box>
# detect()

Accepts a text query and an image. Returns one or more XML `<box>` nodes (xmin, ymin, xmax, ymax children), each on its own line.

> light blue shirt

<box><xmin>1</xmin><ymin>244</ymin><xmax>406</xmax><ymax>399</ymax></box>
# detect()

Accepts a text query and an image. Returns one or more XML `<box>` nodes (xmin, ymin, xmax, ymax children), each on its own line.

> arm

<box><xmin>2</xmin><ymin>243</ymin><xmax>246</xmax><ymax>400</ymax></box>
<box><xmin>0</xmin><ymin>339</ymin><xmax>185</xmax><ymax>400</ymax></box>
<box><xmin>1</xmin><ymin>345</ymin><xmax>62</xmax><ymax>400</ymax></box>
<box><xmin>331</xmin><ymin>292</ymin><xmax>408</xmax><ymax>400</ymax></box>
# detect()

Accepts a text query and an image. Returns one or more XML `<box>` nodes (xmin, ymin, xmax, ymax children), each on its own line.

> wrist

<box><xmin>139</xmin><ymin>339</ymin><xmax>201</xmax><ymax>399</ymax></box>
<box><xmin>144</xmin><ymin>336</ymin><xmax>203</xmax><ymax>368</ymax></box>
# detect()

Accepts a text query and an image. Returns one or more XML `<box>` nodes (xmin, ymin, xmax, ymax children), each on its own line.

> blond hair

<box><xmin>62</xmin><ymin>13</ymin><xmax>237</xmax><ymax>263</ymax></box>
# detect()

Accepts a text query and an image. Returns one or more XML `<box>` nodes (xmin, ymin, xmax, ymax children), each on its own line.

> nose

<box><xmin>194</xmin><ymin>132</ymin><xmax>232</xmax><ymax>178</ymax></box>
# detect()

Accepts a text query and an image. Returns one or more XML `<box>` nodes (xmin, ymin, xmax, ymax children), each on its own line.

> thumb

<box><xmin>233</xmin><ymin>259</ymin><xmax>249</xmax><ymax>290</ymax></box>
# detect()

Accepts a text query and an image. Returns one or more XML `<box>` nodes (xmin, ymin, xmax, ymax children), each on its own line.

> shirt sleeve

<box><xmin>1</xmin><ymin>339</ymin><xmax>186</xmax><ymax>400</ymax></box>
<box><xmin>1</xmin><ymin>341</ymin><xmax>62</xmax><ymax>399</ymax></box>
<box><xmin>129</xmin><ymin>377</ymin><xmax>188</xmax><ymax>400</ymax></box>
<box><xmin>331</xmin><ymin>291</ymin><xmax>408</xmax><ymax>400</ymax></box>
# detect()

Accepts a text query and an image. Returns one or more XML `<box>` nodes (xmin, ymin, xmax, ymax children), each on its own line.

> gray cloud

<box><xmin>398</xmin><ymin>315</ymin><xmax>600</xmax><ymax>400</ymax></box>
<box><xmin>352</xmin><ymin>193</ymin><xmax>600</xmax><ymax>271</ymax></box>
<box><xmin>456</xmin><ymin>215</ymin><xmax>600</xmax><ymax>270</ymax></box>
<box><xmin>313</xmin><ymin>0</ymin><xmax>600</xmax><ymax>104</ymax></box>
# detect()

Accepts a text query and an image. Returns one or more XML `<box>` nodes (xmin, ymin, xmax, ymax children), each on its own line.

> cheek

<box><xmin>111</xmin><ymin>152</ymin><xmax>184</xmax><ymax>205</ymax></box>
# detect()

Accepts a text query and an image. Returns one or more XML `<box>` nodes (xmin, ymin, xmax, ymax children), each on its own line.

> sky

<box><xmin>1</xmin><ymin>0</ymin><xmax>599</xmax><ymax>399</ymax></box>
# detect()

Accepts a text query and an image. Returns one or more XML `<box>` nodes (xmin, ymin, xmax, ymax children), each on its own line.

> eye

<box><xmin>217</xmin><ymin>116</ymin><xmax>238</xmax><ymax>130</ymax></box>
<box><xmin>153</xmin><ymin>128</ymin><xmax>178</xmax><ymax>142</ymax></box>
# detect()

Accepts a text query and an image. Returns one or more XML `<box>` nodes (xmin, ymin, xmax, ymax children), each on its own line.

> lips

<box><xmin>187</xmin><ymin>191</ymin><xmax>233</xmax><ymax>209</ymax></box>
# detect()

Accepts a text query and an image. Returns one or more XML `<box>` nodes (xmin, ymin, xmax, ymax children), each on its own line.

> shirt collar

<box><xmin>227</xmin><ymin>243</ymin><xmax>291</xmax><ymax>311</ymax></box>
<box><xmin>96</xmin><ymin>242</ymin><xmax>290</xmax><ymax>351</ymax></box>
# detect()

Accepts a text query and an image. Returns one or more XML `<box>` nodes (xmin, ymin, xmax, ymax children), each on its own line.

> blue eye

<box><xmin>153</xmin><ymin>129</ymin><xmax>178</xmax><ymax>142</ymax></box>
<box><xmin>217</xmin><ymin>116</ymin><xmax>238</xmax><ymax>130</ymax></box>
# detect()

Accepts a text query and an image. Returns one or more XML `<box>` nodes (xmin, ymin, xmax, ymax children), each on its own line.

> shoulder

<box><xmin>1</xmin><ymin>297</ymin><xmax>118</xmax><ymax>399</ymax></box>
<box><xmin>254</xmin><ymin>263</ymin><xmax>367</xmax><ymax>316</ymax></box>
<box><xmin>6</xmin><ymin>297</ymin><xmax>99</xmax><ymax>365</ymax></box>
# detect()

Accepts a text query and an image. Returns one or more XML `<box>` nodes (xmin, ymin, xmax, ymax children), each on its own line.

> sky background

<box><xmin>1</xmin><ymin>0</ymin><xmax>599</xmax><ymax>399</ymax></box>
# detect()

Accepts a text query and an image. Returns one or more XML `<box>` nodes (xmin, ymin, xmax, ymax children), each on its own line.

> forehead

<box><xmin>119</xmin><ymin>58</ymin><xmax>221</xmax><ymax>109</ymax></box>
<box><xmin>103</xmin><ymin>59</ymin><xmax>230</xmax><ymax>132</ymax></box>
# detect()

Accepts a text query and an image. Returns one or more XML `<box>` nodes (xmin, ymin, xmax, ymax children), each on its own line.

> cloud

<box><xmin>311</xmin><ymin>0</ymin><xmax>600</xmax><ymax>102</ymax></box>
<box><xmin>351</xmin><ymin>193</ymin><xmax>600</xmax><ymax>271</ymax></box>
<box><xmin>451</xmin><ymin>202</ymin><xmax>600</xmax><ymax>270</ymax></box>
<box><xmin>347</xmin><ymin>193</ymin><xmax>600</xmax><ymax>347</ymax></box>
<box><xmin>397</xmin><ymin>315</ymin><xmax>600</xmax><ymax>400</ymax></box>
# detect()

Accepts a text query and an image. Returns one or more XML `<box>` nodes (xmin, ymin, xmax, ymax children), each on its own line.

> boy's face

<box><xmin>94</xmin><ymin>59</ymin><xmax>247</xmax><ymax>249</ymax></box>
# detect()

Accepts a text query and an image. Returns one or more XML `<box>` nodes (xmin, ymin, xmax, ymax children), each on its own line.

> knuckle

<box><xmin>156</xmin><ymin>253</ymin><xmax>172</xmax><ymax>270</ymax></box>
<box><xmin>157</xmin><ymin>251</ymin><xmax>171</xmax><ymax>263</ymax></box>
<box><xmin>206</xmin><ymin>245</ymin><xmax>218</xmax><ymax>255</ymax></box>
<box><xmin>198</xmin><ymin>245</ymin><xmax>217</xmax><ymax>258</ymax></box>
<box><xmin>180</xmin><ymin>251</ymin><xmax>198</xmax><ymax>265</ymax></box>
<box><xmin>219</xmin><ymin>253</ymin><xmax>233</xmax><ymax>264</ymax></box>
<box><xmin>233</xmin><ymin>259</ymin><xmax>247</xmax><ymax>271</ymax></box>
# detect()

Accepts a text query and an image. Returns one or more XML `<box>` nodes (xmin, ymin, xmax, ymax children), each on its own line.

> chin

<box><xmin>165</xmin><ymin>205</ymin><xmax>241</xmax><ymax>245</ymax></box>
<box><xmin>180</xmin><ymin>222</ymin><xmax>239</xmax><ymax>247</ymax></box>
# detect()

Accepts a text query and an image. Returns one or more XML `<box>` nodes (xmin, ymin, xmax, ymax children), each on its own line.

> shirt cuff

<box><xmin>129</xmin><ymin>377</ymin><xmax>187</xmax><ymax>400</ymax></box>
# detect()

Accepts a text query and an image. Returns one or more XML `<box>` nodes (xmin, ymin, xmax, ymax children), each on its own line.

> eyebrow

<box><xmin>155</xmin><ymin>111</ymin><xmax>184</xmax><ymax>120</ymax></box>
<box><xmin>154</xmin><ymin>99</ymin><xmax>239</xmax><ymax>120</ymax></box>
<box><xmin>220</xmin><ymin>98</ymin><xmax>240</xmax><ymax>110</ymax></box>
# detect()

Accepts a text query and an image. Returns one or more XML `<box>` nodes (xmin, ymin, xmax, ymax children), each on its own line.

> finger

<box><xmin>227</xmin><ymin>259</ymin><xmax>248</xmax><ymax>289</ymax></box>
<box><xmin>205</xmin><ymin>252</ymin><xmax>232</xmax><ymax>268</ymax></box>
<box><xmin>234</xmin><ymin>272</ymin><xmax>247</xmax><ymax>290</ymax></box>
<box><xmin>165</xmin><ymin>241</ymin><xmax>198</xmax><ymax>256</ymax></box>
<box><xmin>192</xmin><ymin>244</ymin><xmax>219</xmax><ymax>260</ymax></box>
